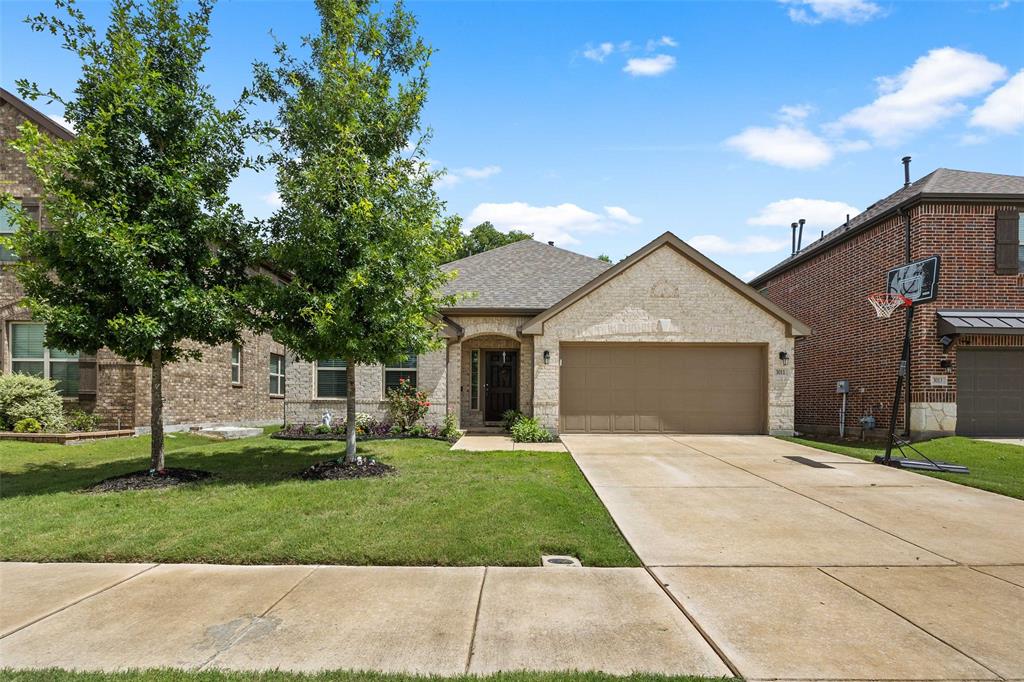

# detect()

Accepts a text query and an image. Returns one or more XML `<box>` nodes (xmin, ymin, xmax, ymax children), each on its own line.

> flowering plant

<box><xmin>384</xmin><ymin>378</ymin><xmax>430</xmax><ymax>432</ymax></box>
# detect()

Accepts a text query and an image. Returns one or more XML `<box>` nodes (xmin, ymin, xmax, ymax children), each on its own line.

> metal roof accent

<box><xmin>936</xmin><ymin>310</ymin><xmax>1024</xmax><ymax>336</ymax></box>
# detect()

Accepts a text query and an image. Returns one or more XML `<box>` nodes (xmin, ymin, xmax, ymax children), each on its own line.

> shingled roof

<box><xmin>441</xmin><ymin>239</ymin><xmax>611</xmax><ymax>312</ymax></box>
<box><xmin>750</xmin><ymin>168</ymin><xmax>1024</xmax><ymax>287</ymax></box>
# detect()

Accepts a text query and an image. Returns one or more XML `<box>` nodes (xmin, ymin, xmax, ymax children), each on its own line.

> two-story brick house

<box><xmin>751</xmin><ymin>165</ymin><xmax>1024</xmax><ymax>439</ymax></box>
<box><xmin>1</xmin><ymin>87</ymin><xmax>287</xmax><ymax>432</ymax></box>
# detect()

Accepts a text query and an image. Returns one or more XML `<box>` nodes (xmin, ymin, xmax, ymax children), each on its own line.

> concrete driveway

<box><xmin>563</xmin><ymin>434</ymin><xmax>1024</xmax><ymax>681</ymax></box>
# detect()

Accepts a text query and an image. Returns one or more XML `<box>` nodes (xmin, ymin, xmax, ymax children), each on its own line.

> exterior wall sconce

<box><xmin>940</xmin><ymin>359</ymin><xmax>952</xmax><ymax>368</ymax></box>
<box><xmin>543</xmin><ymin>350</ymin><xmax>551</xmax><ymax>365</ymax></box>
<box><xmin>940</xmin><ymin>335</ymin><xmax>954</xmax><ymax>350</ymax></box>
<box><xmin>778</xmin><ymin>351</ymin><xmax>789</xmax><ymax>365</ymax></box>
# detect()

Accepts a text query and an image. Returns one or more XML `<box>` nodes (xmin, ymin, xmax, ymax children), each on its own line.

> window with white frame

<box><xmin>470</xmin><ymin>349</ymin><xmax>479</xmax><ymax>410</ymax></box>
<box><xmin>9</xmin><ymin>322</ymin><xmax>80</xmax><ymax>394</ymax></box>
<box><xmin>269</xmin><ymin>353</ymin><xmax>285</xmax><ymax>396</ymax></box>
<box><xmin>230</xmin><ymin>343</ymin><xmax>242</xmax><ymax>385</ymax></box>
<box><xmin>0</xmin><ymin>200</ymin><xmax>39</xmax><ymax>262</ymax></box>
<box><xmin>316</xmin><ymin>359</ymin><xmax>347</xmax><ymax>398</ymax></box>
<box><xmin>384</xmin><ymin>351</ymin><xmax>417</xmax><ymax>394</ymax></box>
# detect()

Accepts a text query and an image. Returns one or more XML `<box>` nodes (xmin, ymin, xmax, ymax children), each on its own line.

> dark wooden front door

<box><xmin>485</xmin><ymin>350</ymin><xmax>518</xmax><ymax>421</ymax></box>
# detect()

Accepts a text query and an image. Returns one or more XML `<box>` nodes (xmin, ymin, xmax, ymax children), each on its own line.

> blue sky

<box><xmin>3</xmin><ymin>0</ymin><xmax>1023</xmax><ymax>280</ymax></box>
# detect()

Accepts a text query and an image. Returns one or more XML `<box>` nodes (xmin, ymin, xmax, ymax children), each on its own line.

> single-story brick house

<box><xmin>751</xmin><ymin>166</ymin><xmax>1024</xmax><ymax>439</ymax></box>
<box><xmin>285</xmin><ymin>233</ymin><xmax>810</xmax><ymax>435</ymax></box>
<box><xmin>2</xmin><ymin>86</ymin><xmax>287</xmax><ymax>432</ymax></box>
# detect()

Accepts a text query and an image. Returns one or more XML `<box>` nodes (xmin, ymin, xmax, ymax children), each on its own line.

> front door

<box><xmin>485</xmin><ymin>350</ymin><xmax>518</xmax><ymax>422</ymax></box>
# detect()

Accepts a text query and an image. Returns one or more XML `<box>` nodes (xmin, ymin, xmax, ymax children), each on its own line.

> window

<box><xmin>1019</xmin><ymin>213</ymin><xmax>1024</xmax><ymax>272</ymax></box>
<box><xmin>269</xmin><ymin>353</ymin><xmax>285</xmax><ymax>396</ymax></box>
<box><xmin>470</xmin><ymin>349</ymin><xmax>479</xmax><ymax>410</ymax></box>
<box><xmin>0</xmin><ymin>201</ymin><xmax>38</xmax><ymax>262</ymax></box>
<box><xmin>384</xmin><ymin>351</ymin><xmax>417</xmax><ymax>394</ymax></box>
<box><xmin>9</xmin><ymin>322</ymin><xmax>80</xmax><ymax>395</ymax></box>
<box><xmin>316</xmin><ymin>359</ymin><xmax>347</xmax><ymax>398</ymax></box>
<box><xmin>230</xmin><ymin>343</ymin><xmax>242</xmax><ymax>384</ymax></box>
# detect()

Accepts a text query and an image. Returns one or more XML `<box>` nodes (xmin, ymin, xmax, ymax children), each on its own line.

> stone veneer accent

<box><xmin>528</xmin><ymin>245</ymin><xmax>795</xmax><ymax>435</ymax></box>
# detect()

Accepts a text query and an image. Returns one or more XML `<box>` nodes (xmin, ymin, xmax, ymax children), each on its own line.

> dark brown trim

<box><xmin>442</xmin><ymin>307</ymin><xmax>546</xmax><ymax>316</ymax></box>
<box><xmin>522</xmin><ymin>232</ymin><xmax>810</xmax><ymax>337</ymax></box>
<box><xmin>1</xmin><ymin>87</ymin><xmax>74</xmax><ymax>141</ymax></box>
<box><xmin>750</xmin><ymin>194</ymin><xmax>1024</xmax><ymax>287</ymax></box>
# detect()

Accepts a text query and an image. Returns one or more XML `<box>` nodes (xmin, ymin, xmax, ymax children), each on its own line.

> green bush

<box><xmin>384</xmin><ymin>378</ymin><xmax>430</xmax><ymax>432</ymax></box>
<box><xmin>0</xmin><ymin>373</ymin><xmax>66</xmax><ymax>432</ymax></box>
<box><xmin>510</xmin><ymin>416</ymin><xmax>555</xmax><ymax>443</ymax></box>
<box><xmin>440</xmin><ymin>412</ymin><xmax>462</xmax><ymax>443</ymax></box>
<box><xmin>67</xmin><ymin>409</ymin><xmax>101</xmax><ymax>432</ymax></box>
<box><xmin>13</xmin><ymin>417</ymin><xmax>43</xmax><ymax>433</ymax></box>
<box><xmin>501</xmin><ymin>409</ymin><xmax>525</xmax><ymax>431</ymax></box>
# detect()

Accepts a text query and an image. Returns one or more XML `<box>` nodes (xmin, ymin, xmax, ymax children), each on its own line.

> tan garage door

<box><xmin>560</xmin><ymin>344</ymin><xmax>766</xmax><ymax>434</ymax></box>
<box><xmin>957</xmin><ymin>349</ymin><xmax>1024</xmax><ymax>437</ymax></box>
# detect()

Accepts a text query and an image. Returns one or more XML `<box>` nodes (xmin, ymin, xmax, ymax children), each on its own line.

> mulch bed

<box><xmin>86</xmin><ymin>468</ymin><xmax>213</xmax><ymax>493</ymax></box>
<box><xmin>297</xmin><ymin>459</ymin><xmax>396</xmax><ymax>481</ymax></box>
<box><xmin>272</xmin><ymin>433</ymin><xmax>452</xmax><ymax>443</ymax></box>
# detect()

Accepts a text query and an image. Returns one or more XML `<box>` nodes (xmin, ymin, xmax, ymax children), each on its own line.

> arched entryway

<box><xmin>459</xmin><ymin>333</ymin><xmax>531</xmax><ymax>428</ymax></box>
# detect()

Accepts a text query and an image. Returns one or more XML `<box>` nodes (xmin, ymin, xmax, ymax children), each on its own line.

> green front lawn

<box><xmin>782</xmin><ymin>435</ymin><xmax>1024</xmax><ymax>500</ymax></box>
<box><xmin>1</xmin><ymin>671</ymin><xmax>731</xmax><ymax>682</ymax></box>
<box><xmin>0</xmin><ymin>434</ymin><xmax>638</xmax><ymax>567</ymax></box>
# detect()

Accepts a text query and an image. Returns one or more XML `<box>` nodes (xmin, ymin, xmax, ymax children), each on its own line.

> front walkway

<box><xmin>563</xmin><ymin>434</ymin><xmax>1024</xmax><ymax>681</ymax></box>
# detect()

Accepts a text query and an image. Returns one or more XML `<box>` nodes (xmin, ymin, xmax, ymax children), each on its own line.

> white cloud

<box><xmin>686</xmin><ymin>234</ymin><xmax>790</xmax><ymax>255</ymax></box>
<box><xmin>48</xmin><ymin>115</ymin><xmax>74</xmax><ymax>133</ymax></box>
<box><xmin>604</xmin><ymin>206</ymin><xmax>642</xmax><ymax>225</ymax></box>
<box><xmin>748</xmin><ymin>198</ymin><xmax>861</xmax><ymax>228</ymax></box>
<box><xmin>263</xmin><ymin>191</ymin><xmax>282</xmax><ymax>208</ymax></box>
<box><xmin>831</xmin><ymin>47</ymin><xmax>1007</xmax><ymax>144</ymax></box>
<box><xmin>435</xmin><ymin>164</ymin><xmax>502</xmax><ymax>189</ymax></box>
<box><xmin>781</xmin><ymin>0</ymin><xmax>883</xmax><ymax>24</ymax></box>
<box><xmin>741</xmin><ymin>269</ymin><xmax>760</xmax><ymax>282</ymax></box>
<box><xmin>969</xmin><ymin>70</ymin><xmax>1024</xmax><ymax>134</ymax></box>
<box><xmin>777</xmin><ymin>104</ymin><xmax>814</xmax><ymax>123</ymax></box>
<box><xmin>467</xmin><ymin>202</ymin><xmax>641</xmax><ymax>246</ymax></box>
<box><xmin>583</xmin><ymin>42</ymin><xmax>615</xmax><ymax>62</ymax></box>
<box><xmin>725</xmin><ymin>125</ymin><xmax>834</xmax><ymax>169</ymax></box>
<box><xmin>623</xmin><ymin>54</ymin><xmax>676</xmax><ymax>77</ymax></box>
<box><xmin>646</xmin><ymin>36</ymin><xmax>678</xmax><ymax>50</ymax></box>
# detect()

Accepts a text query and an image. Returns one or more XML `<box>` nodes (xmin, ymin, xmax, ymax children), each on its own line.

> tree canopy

<box><xmin>452</xmin><ymin>221</ymin><xmax>532</xmax><ymax>260</ymax></box>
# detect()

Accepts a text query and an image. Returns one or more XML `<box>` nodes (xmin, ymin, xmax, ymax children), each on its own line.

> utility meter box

<box><xmin>835</xmin><ymin>380</ymin><xmax>850</xmax><ymax>394</ymax></box>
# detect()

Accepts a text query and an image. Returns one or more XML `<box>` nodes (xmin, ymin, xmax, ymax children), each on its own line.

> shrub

<box><xmin>67</xmin><ymin>409</ymin><xmax>101</xmax><ymax>432</ymax></box>
<box><xmin>440</xmin><ymin>412</ymin><xmax>463</xmax><ymax>443</ymax></box>
<box><xmin>384</xmin><ymin>378</ymin><xmax>430</xmax><ymax>432</ymax></box>
<box><xmin>315</xmin><ymin>424</ymin><xmax>332</xmax><ymax>435</ymax></box>
<box><xmin>13</xmin><ymin>417</ymin><xmax>42</xmax><ymax>433</ymax></box>
<box><xmin>0</xmin><ymin>373</ymin><xmax>66</xmax><ymax>432</ymax></box>
<box><xmin>501</xmin><ymin>409</ymin><xmax>525</xmax><ymax>432</ymax></box>
<box><xmin>408</xmin><ymin>423</ymin><xmax>429</xmax><ymax>438</ymax></box>
<box><xmin>510</xmin><ymin>416</ymin><xmax>555</xmax><ymax>443</ymax></box>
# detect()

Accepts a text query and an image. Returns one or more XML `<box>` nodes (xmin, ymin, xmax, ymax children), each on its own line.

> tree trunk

<box><xmin>345</xmin><ymin>358</ymin><xmax>357</xmax><ymax>462</ymax></box>
<box><xmin>150</xmin><ymin>348</ymin><xmax>165</xmax><ymax>472</ymax></box>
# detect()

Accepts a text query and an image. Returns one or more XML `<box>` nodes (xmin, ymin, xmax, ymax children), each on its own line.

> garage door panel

<box><xmin>560</xmin><ymin>344</ymin><xmax>765</xmax><ymax>434</ymax></box>
<box><xmin>957</xmin><ymin>349</ymin><xmax>1024</xmax><ymax>437</ymax></box>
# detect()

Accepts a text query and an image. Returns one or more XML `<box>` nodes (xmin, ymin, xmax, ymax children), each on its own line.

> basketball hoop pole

<box><xmin>882</xmin><ymin>303</ymin><xmax>914</xmax><ymax>463</ymax></box>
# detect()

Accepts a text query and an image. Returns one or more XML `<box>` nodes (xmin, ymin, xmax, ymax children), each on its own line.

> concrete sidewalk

<box><xmin>0</xmin><ymin>562</ymin><xmax>729</xmax><ymax>677</ymax></box>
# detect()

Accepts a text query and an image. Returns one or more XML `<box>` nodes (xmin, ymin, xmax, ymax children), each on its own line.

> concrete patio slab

<box><xmin>560</xmin><ymin>434</ymin><xmax>704</xmax><ymax>456</ymax></box>
<box><xmin>0</xmin><ymin>563</ymin><xmax>313</xmax><ymax>671</ymax></box>
<box><xmin>794</xmin><ymin>484</ymin><xmax>1024</xmax><ymax>564</ymax></box>
<box><xmin>513</xmin><ymin>441</ymin><xmax>567</xmax><ymax>452</ymax></box>
<box><xmin>0</xmin><ymin>562</ymin><xmax>154</xmax><ymax>637</ymax></box>
<box><xmin>972</xmin><ymin>564</ymin><xmax>1024</xmax><ymax>588</ymax></box>
<box><xmin>654</xmin><ymin>566</ymin><xmax>997</xmax><ymax>681</ymax></box>
<box><xmin>593</xmin><ymin>485</ymin><xmax>950</xmax><ymax>566</ymax></box>
<box><xmin>451</xmin><ymin>434</ymin><xmax>515</xmax><ymax>451</ymax></box>
<box><xmin>211</xmin><ymin>566</ymin><xmax>484</xmax><ymax>675</ymax></box>
<box><xmin>468</xmin><ymin>567</ymin><xmax>730</xmax><ymax>676</ymax></box>
<box><xmin>574</xmin><ymin>451</ymin><xmax>768</xmax><ymax>488</ymax></box>
<box><xmin>824</xmin><ymin>566</ymin><xmax>1024</xmax><ymax>679</ymax></box>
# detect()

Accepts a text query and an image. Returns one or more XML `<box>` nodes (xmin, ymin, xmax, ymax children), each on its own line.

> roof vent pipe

<box><xmin>547</xmin><ymin>241</ymin><xmax>554</xmax><ymax>246</ymax></box>
<box><xmin>902</xmin><ymin>156</ymin><xmax>912</xmax><ymax>188</ymax></box>
<box><xmin>797</xmin><ymin>218</ymin><xmax>805</xmax><ymax>252</ymax></box>
<box><xmin>790</xmin><ymin>222</ymin><xmax>798</xmax><ymax>256</ymax></box>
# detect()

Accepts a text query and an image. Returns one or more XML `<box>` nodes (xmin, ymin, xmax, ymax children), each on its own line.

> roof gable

<box><xmin>441</xmin><ymin>239</ymin><xmax>611</xmax><ymax>312</ymax></box>
<box><xmin>522</xmin><ymin>231</ymin><xmax>810</xmax><ymax>337</ymax></box>
<box><xmin>1</xmin><ymin>86</ymin><xmax>74</xmax><ymax>141</ymax></box>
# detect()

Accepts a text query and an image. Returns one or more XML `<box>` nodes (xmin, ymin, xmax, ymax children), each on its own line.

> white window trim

<box><xmin>382</xmin><ymin>354</ymin><xmax>418</xmax><ymax>398</ymax></box>
<box><xmin>269</xmin><ymin>353</ymin><xmax>285</xmax><ymax>397</ymax></box>
<box><xmin>470</xmin><ymin>349</ymin><xmax>480</xmax><ymax>410</ymax></box>
<box><xmin>314</xmin><ymin>359</ymin><xmax>348</xmax><ymax>401</ymax></box>
<box><xmin>230</xmin><ymin>343</ymin><xmax>242</xmax><ymax>386</ymax></box>
<box><xmin>8</xmin><ymin>322</ymin><xmax>79</xmax><ymax>394</ymax></box>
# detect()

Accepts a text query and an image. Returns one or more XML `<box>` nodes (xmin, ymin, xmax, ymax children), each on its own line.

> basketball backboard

<box><xmin>886</xmin><ymin>255</ymin><xmax>939</xmax><ymax>304</ymax></box>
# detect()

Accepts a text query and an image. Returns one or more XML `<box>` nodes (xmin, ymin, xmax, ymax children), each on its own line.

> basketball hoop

<box><xmin>868</xmin><ymin>292</ymin><xmax>910</xmax><ymax>318</ymax></box>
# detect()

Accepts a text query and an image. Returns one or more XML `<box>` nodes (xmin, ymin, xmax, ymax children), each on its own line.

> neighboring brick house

<box><xmin>1</xmin><ymin>87</ymin><xmax>286</xmax><ymax>432</ymax></box>
<box><xmin>286</xmin><ymin>233</ymin><xmax>809</xmax><ymax>435</ymax></box>
<box><xmin>751</xmin><ymin>166</ymin><xmax>1024</xmax><ymax>439</ymax></box>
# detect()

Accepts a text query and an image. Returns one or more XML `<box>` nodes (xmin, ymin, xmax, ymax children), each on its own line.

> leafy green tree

<box><xmin>597</xmin><ymin>254</ymin><xmax>612</xmax><ymax>263</ymax></box>
<box><xmin>250</xmin><ymin>0</ymin><xmax>461</xmax><ymax>461</ymax></box>
<box><xmin>8</xmin><ymin>0</ymin><xmax>255</xmax><ymax>471</ymax></box>
<box><xmin>452</xmin><ymin>221</ymin><xmax>532</xmax><ymax>260</ymax></box>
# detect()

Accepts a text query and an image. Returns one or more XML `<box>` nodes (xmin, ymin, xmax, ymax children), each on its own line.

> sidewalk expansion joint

<box><xmin>463</xmin><ymin>566</ymin><xmax>488</xmax><ymax>674</ymax></box>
